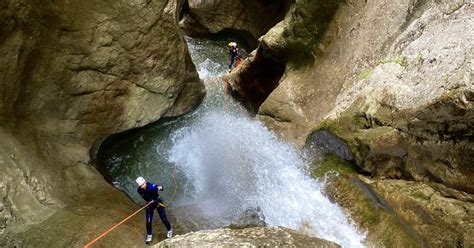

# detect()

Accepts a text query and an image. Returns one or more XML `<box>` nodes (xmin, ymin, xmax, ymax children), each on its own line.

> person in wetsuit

<box><xmin>136</xmin><ymin>176</ymin><xmax>173</xmax><ymax>244</ymax></box>
<box><xmin>228</xmin><ymin>42</ymin><xmax>240</xmax><ymax>72</ymax></box>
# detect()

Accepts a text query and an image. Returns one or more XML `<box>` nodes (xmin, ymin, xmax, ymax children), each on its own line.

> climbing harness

<box><xmin>83</xmin><ymin>165</ymin><xmax>179</xmax><ymax>247</ymax></box>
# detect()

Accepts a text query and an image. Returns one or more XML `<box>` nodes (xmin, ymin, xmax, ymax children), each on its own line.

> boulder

<box><xmin>154</xmin><ymin>226</ymin><xmax>340</xmax><ymax>248</ymax></box>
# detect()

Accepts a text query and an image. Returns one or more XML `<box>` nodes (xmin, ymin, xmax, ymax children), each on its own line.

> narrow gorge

<box><xmin>1</xmin><ymin>0</ymin><xmax>472</xmax><ymax>247</ymax></box>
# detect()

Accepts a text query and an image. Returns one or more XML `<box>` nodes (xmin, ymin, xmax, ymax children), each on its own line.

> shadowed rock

<box><xmin>179</xmin><ymin>0</ymin><xmax>291</xmax><ymax>41</ymax></box>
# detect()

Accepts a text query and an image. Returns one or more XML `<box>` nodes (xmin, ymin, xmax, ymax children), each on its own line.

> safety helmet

<box><xmin>228</xmin><ymin>42</ymin><xmax>237</xmax><ymax>47</ymax></box>
<box><xmin>136</xmin><ymin>176</ymin><xmax>146</xmax><ymax>186</ymax></box>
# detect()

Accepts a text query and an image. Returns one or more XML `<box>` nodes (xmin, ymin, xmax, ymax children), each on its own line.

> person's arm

<box><xmin>137</xmin><ymin>188</ymin><xmax>152</xmax><ymax>205</ymax></box>
<box><xmin>150</xmin><ymin>183</ymin><xmax>164</xmax><ymax>191</ymax></box>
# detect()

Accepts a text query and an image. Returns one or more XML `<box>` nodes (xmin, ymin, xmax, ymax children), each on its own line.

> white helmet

<box><xmin>136</xmin><ymin>176</ymin><xmax>146</xmax><ymax>186</ymax></box>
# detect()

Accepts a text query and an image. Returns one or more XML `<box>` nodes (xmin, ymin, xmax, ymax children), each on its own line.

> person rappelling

<box><xmin>228</xmin><ymin>41</ymin><xmax>241</xmax><ymax>72</ymax></box>
<box><xmin>136</xmin><ymin>176</ymin><xmax>173</xmax><ymax>244</ymax></box>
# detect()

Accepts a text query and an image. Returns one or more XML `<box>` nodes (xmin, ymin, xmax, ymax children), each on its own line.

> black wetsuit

<box><xmin>229</xmin><ymin>47</ymin><xmax>239</xmax><ymax>69</ymax></box>
<box><xmin>137</xmin><ymin>182</ymin><xmax>172</xmax><ymax>235</ymax></box>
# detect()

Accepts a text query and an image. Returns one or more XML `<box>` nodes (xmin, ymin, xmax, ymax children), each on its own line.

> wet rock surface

<box><xmin>154</xmin><ymin>227</ymin><xmax>340</xmax><ymax>248</ymax></box>
<box><xmin>304</xmin><ymin>130</ymin><xmax>353</xmax><ymax>161</ymax></box>
<box><xmin>228</xmin><ymin>207</ymin><xmax>266</xmax><ymax>229</ymax></box>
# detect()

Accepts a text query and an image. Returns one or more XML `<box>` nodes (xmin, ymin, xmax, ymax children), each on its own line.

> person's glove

<box><xmin>157</xmin><ymin>185</ymin><xmax>163</xmax><ymax>191</ymax></box>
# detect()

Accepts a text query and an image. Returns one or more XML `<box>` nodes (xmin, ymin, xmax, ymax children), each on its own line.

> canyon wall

<box><xmin>0</xmin><ymin>0</ymin><xmax>204</xmax><ymax>244</ymax></box>
<box><xmin>228</xmin><ymin>0</ymin><xmax>472</xmax><ymax>193</ymax></box>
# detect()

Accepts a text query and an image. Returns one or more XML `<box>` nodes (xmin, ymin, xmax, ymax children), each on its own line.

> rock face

<box><xmin>0</xmin><ymin>0</ymin><xmax>204</xmax><ymax>243</ymax></box>
<box><xmin>223</xmin><ymin>47</ymin><xmax>286</xmax><ymax>114</ymax></box>
<box><xmin>223</xmin><ymin>0</ymin><xmax>342</xmax><ymax>114</ymax></box>
<box><xmin>179</xmin><ymin>0</ymin><xmax>291</xmax><ymax>42</ymax></box>
<box><xmin>155</xmin><ymin>227</ymin><xmax>340</xmax><ymax>248</ymax></box>
<box><xmin>314</xmin><ymin>157</ymin><xmax>474</xmax><ymax>247</ymax></box>
<box><xmin>321</xmin><ymin>174</ymin><xmax>424</xmax><ymax>247</ymax></box>
<box><xmin>373</xmin><ymin>180</ymin><xmax>474</xmax><ymax>247</ymax></box>
<box><xmin>318</xmin><ymin>1</ymin><xmax>473</xmax><ymax>193</ymax></box>
<box><xmin>223</xmin><ymin>0</ymin><xmax>473</xmax><ymax>246</ymax></box>
<box><xmin>254</xmin><ymin>0</ymin><xmax>472</xmax><ymax>146</ymax></box>
<box><xmin>228</xmin><ymin>0</ymin><xmax>473</xmax><ymax>191</ymax></box>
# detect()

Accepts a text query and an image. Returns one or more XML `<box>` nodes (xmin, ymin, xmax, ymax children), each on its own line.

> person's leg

<box><xmin>229</xmin><ymin>56</ymin><xmax>236</xmax><ymax>70</ymax></box>
<box><xmin>145</xmin><ymin>205</ymin><xmax>155</xmax><ymax>235</ymax></box>
<box><xmin>157</xmin><ymin>204</ymin><xmax>172</xmax><ymax>231</ymax></box>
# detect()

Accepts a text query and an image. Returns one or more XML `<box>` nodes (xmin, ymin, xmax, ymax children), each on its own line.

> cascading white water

<box><xmin>167</xmin><ymin>37</ymin><xmax>366</xmax><ymax>247</ymax></box>
<box><xmin>103</xmin><ymin>37</ymin><xmax>366</xmax><ymax>247</ymax></box>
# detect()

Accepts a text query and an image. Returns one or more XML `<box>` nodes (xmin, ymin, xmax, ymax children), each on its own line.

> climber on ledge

<box><xmin>136</xmin><ymin>176</ymin><xmax>173</xmax><ymax>244</ymax></box>
<box><xmin>228</xmin><ymin>41</ymin><xmax>241</xmax><ymax>72</ymax></box>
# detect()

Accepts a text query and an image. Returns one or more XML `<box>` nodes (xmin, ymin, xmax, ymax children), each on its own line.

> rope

<box><xmin>83</xmin><ymin>201</ymin><xmax>154</xmax><ymax>248</ymax></box>
<box><xmin>83</xmin><ymin>166</ymin><xmax>179</xmax><ymax>247</ymax></box>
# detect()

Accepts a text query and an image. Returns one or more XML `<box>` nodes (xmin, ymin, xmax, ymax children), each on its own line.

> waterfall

<box><xmin>168</xmin><ymin>37</ymin><xmax>366</xmax><ymax>247</ymax></box>
<box><xmin>104</xmin><ymin>37</ymin><xmax>366</xmax><ymax>247</ymax></box>
<box><xmin>168</xmin><ymin>110</ymin><xmax>366</xmax><ymax>247</ymax></box>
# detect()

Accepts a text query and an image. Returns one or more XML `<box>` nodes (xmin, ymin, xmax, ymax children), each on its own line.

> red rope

<box><xmin>83</xmin><ymin>201</ymin><xmax>154</xmax><ymax>248</ymax></box>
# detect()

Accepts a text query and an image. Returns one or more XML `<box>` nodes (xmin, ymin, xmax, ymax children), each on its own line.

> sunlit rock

<box><xmin>155</xmin><ymin>227</ymin><xmax>340</xmax><ymax>248</ymax></box>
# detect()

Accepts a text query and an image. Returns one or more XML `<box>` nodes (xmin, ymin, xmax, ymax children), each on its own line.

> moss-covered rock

<box><xmin>311</xmin><ymin>154</ymin><xmax>357</xmax><ymax>178</ymax></box>
<box><xmin>260</xmin><ymin>0</ymin><xmax>342</xmax><ymax>64</ymax></box>
<box><xmin>316</xmin><ymin>89</ymin><xmax>474</xmax><ymax>193</ymax></box>
<box><xmin>309</xmin><ymin>152</ymin><xmax>423</xmax><ymax>248</ymax></box>
<box><xmin>373</xmin><ymin>180</ymin><xmax>474</xmax><ymax>247</ymax></box>
<box><xmin>311</xmin><ymin>151</ymin><xmax>474</xmax><ymax>247</ymax></box>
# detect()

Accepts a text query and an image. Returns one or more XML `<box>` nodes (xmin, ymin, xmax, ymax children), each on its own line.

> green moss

<box><xmin>315</xmin><ymin>107</ymin><xmax>362</xmax><ymax>136</ymax></box>
<box><xmin>416</xmin><ymin>52</ymin><xmax>424</xmax><ymax>64</ymax></box>
<box><xmin>411</xmin><ymin>191</ymin><xmax>431</xmax><ymax>201</ymax></box>
<box><xmin>442</xmin><ymin>73</ymin><xmax>449</xmax><ymax>83</ymax></box>
<box><xmin>316</xmin><ymin>119</ymin><xmax>343</xmax><ymax>135</ymax></box>
<box><xmin>315</xmin><ymin>109</ymin><xmax>373</xmax><ymax>165</ymax></box>
<box><xmin>355</xmin><ymin>195</ymin><xmax>383</xmax><ymax>225</ymax></box>
<box><xmin>380</xmin><ymin>54</ymin><xmax>407</xmax><ymax>67</ymax></box>
<box><xmin>358</xmin><ymin>68</ymin><xmax>373</xmax><ymax>80</ymax></box>
<box><xmin>312</xmin><ymin>154</ymin><xmax>357</xmax><ymax>178</ymax></box>
<box><xmin>325</xmin><ymin>176</ymin><xmax>422</xmax><ymax>247</ymax></box>
<box><xmin>449</xmin><ymin>3</ymin><xmax>461</xmax><ymax>12</ymax></box>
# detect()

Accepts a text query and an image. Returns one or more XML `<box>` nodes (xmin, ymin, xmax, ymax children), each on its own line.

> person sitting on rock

<box><xmin>228</xmin><ymin>41</ymin><xmax>240</xmax><ymax>72</ymax></box>
<box><xmin>136</xmin><ymin>176</ymin><xmax>173</xmax><ymax>244</ymax></box>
